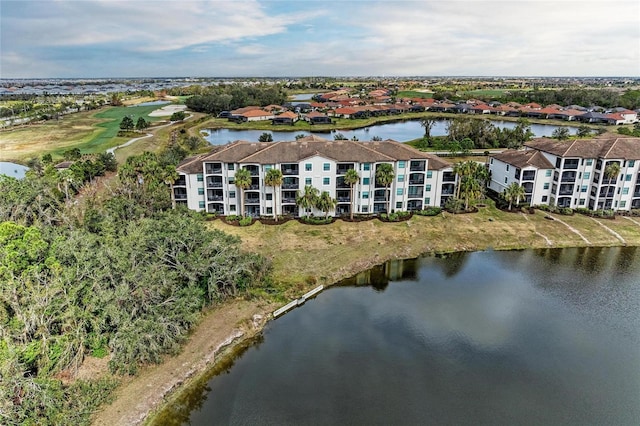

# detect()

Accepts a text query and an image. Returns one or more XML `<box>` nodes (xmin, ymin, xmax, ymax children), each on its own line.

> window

<box><xmin>581</xmin><ymin>185</ymin><xmax>587</xmax><ymax>192</ymax></box>
<box><xmin>363</xmin><ymin>177</ymin><xmax>370</xmax><ymax>185</ymax></box>
<box><xmin>362</xmin><ymin>191</ymin><xmax>369</xmax><ymax>199</ymax></box>
<box><xmin>504</xmin><ymin>177</ymin><xmax>508</xmax><ymax>184</ymax></box>
<box><xmin>198</xmin><ymin>187</ymin><xmax>204</xmax><ymax>195</ymax></box>
<box><xmin>228</xmin><ymin>164</ymin><xmax>235</xmax><ymax>171</ymax></box>
<box><xmin>426</xmin><ymin>171</ymin><xmax>433</xmax><ymax>179</ymax></box>
<box><xmin>266</xmin><ymin>207</ymin><xmax>273</xmax><ymax>214</ymax></box>
<box><xmin>629</xmin><ymin>160</ymin><xmax>636</xmax><ymax>167</ymax></box>
<box><xmin>622</xmin><ymin>187</ymin><xmax>629</xmax><ymax>195</ymax></box>
<box><xmin>579</xmin><ymin>198</ymin><xmax>586</xmax><ymax>205</ymax></box>
<box><xmin>264</xmin><ymin>164</ymin><xmax>272</xmax><ymax>171</ymax></box>
<box><xmin>323</xmin><ymin>177</ymin><xmax>330</xmax><ymax>185</ymax></box>
<box><xmin>586</xmin><ymin>159</ymin><xmax>593</xmax><ymax>166</ymax></box>
<box><xmin>229</xmin><ymin>191</ymin><xmax>236</xmax><ymax>198</ymax></box>
<box><xmin>305</xmin><ymin>178</ymin><xmax>312</xmax><ymax>185</ymax></box>
<box><xmin>398</xmin><ymin>161</ymin><xmax>406</xmax><ymax>168</ymax></box>
<box><xmin>396</xmin><ymin>202</ymin><xmax>402</xmax><ymax>209</ymax></box>
<box><xmin>363</xmin><ymin>163</ymin><xmax>371</xmax><ymax>171</ymax></box>
<box><xmin>542</xmin><ymin>196</ymin><xmax>548</xmax><ymax>202</ymax></box>
<box><xmin>396</xmin><ymin>188</ymin><xmax>403</xmax><ymax>196</ymax></box>
<box><xmin>228</xmin><ymin>177</ymin><xmax>235</xmax><ymax>184</ymax></box>
<box><xmin>426</xmin><ymin>184</ymin><xmax>432</xmax><ymax>192</ymax></box>
<box><xmin>543</xmin><ymin>183</ymin><xmax>550</xmax><ymax>190</ymax></box>
<box><xmin>506</xmin><ymin>165</ymin><xmax>510</xmax><ymax>171</ymax></box>
<box><xmin>398</xmin><ymin>175</ymin><xmax>404</xmax><ymax>182</ymax></box>
<box><xmin>620</xmin><ymin>201</ymin><xmax>627</xmax><ymax>208</ymax></box>
<box><xmin>323</xmin><ymin>163</ymin><xmax>330</xmax><ymax>171</ymax></box>
<box><xmin>490</xmin><ymin>158</ymin><xmax>493</xmax><ymax>164</ymax></box>
<box><xmin>305</xmin><ymin>163</ymin><xmax>312</xmax><ymax>172</ymax></box>
<box><xmin>546</xmin><ymin>170</ymin><xmax>552</xmax><ymax>177</ymax></box>
<box><xmin>626</xmin><ymin>174</ymin><xmax>632</xmax><ymax>181</ymax></box>
<box><xmin>266</xmin><ymin>193</ymin><xmax>273</xmax><ymax>200</ymax></box>
<box><xmin>197</xmin><ymin>174</ymin><xmax>203</xmax><ymax>182</ymax></box>
<box><xmin>230</xmin><ymin>204</ymin><xmax>236</xmax><ymax>212</ymax></box>
<box><xmin>362</xmin><ymin>206</ymin><xmax>369</xmax><ymax>213</ymax></box>
<box><xmin>199</xmin><ymin>201</ymin><xmax>205</xmax><ymax>208</ymax></box>
<box><xmin>584</xmin><ymin>172</ymin><xmax>590</xmax><ymax>179</ymax></box>
<box><xmin>425</xmin><ymin>197</ymin><xmax>431</xmax><ymax>205</ymax></box>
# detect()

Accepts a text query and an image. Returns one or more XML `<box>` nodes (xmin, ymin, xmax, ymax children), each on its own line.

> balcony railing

<box><xmin>337</xmin><ymin>165</ymin><xmax>354</xmax><ymax>175</ymax></box>
<box><xmin>409</xmin><ymin>178</ymin><xmax>425</xmax><ymax>185</ymax></box>
<box><xmin>207</xmin><ymin>196</ymin><xmax>223</xmax><ymax>201</ymax></box>
<box><xmin>205</xmin><ymin>167</ymin><xmax>222</xmax><ymax>174</ymax></box>
<box><xmin>522</xmin><ymin>172</ymin><xmax>535</xmax><ymax>181</ymax></box>
<box><xmin>282</xmin><ymin>197</ymin><xmax>296</xmax><ymax>204</ymax></box>
<box><xmin>174</xmin><ymin>194</ymin><xmax>187</xmax><ymax>200</ymax></box>
<box><xmin>283</xmin><ymin>183</ymin><xmax>298</xmax><ymax>189</ymax></box>
<box><xmin>374</xmin><ymin>196</ymin><xmax>386</xmax><ymax>201</ymax></box>
<box><xmin>207</xmin><ymin>182</ymin><xmax>223</xmax><ymax>188</ymax></box>
<box><xmin>245</xmin><ymin>197</ymin><xmax>260</xmax><ymax>204</ymax></box>
<box><xmin>337</xmin><ymin>197</ymin><xmax>351</xmax><ymax>203</ymax></box>
<box><xmin>442</xmin><ymin>176</ymin><xmax>455</xmax><ymax>182</ymax></box>
<box><xmin>282</xmin><ymin>168</ymin><xmax>299</xmax><ymax>175</ymax></box>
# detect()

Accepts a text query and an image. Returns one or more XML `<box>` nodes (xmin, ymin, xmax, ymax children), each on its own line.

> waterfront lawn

<box><xmin>208</xmin><ymin>202</ymin><xmax>640</xmax><ymax>296</ymax></box>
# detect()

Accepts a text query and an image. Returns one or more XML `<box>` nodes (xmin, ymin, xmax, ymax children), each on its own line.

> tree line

<box><xmin>0</xmin><ymin>151</ymin><xmax>271</xmax><ymax>424</ymax></box>
<box><xmin>180</xmin><ymin>84</ymin><xmax>288</xmax><ymax>115</ymax></box>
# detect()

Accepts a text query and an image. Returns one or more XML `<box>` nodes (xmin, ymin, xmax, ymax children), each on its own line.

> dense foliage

<box><xmin>0</xmin><ymin>152</ymin><xmax>271</xmax><ymax>424</ymax></box>
<box><xmin>182</xmin><ymin>84</ymin><xmax>287</xmax><ymax>114</ymax></box>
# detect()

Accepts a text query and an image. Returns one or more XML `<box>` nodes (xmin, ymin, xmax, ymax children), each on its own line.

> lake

<box><xmin>0</xmin><ymin>161</ymin><xmax>29</xmax><ymax>178</ymax></box>
<box><xmin>202</xmin><ymin>119</ymin><xmax>578</xmax><ymax>145</ymax></box>
<box><xmin>156</xmin><ymin>247</ymin><xmax>640</xmax><ymax>426</ymax></box>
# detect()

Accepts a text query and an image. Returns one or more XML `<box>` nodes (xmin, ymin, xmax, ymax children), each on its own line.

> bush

<box><xmin>239</xmin><ymin>216</ymin><xmax>253</xmax><ymax>226</ymax></box>
<box><xmin>415</xmin><ymin>207</ymin><xmax>443</xmax><ymax>216</ymax></box>
<box><xmin>299</xmin><ymin>216</ymin><xmax>333</xmax><ymax>225</ymax></box>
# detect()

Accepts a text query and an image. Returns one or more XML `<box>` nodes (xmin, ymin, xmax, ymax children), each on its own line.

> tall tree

<box><xmin>119</xmin><ymin>116</ymin><xmax>134</xmax><ymax>131</ymax></box>
<box><xmin>162</xmin><ymin>166</ymin><xmax>179</xmax><ymax>209</ymax></box>
<box><xmin>344</xmin><ymin>168</ymin><xmax>360</xmax><ymax>220</ymax></box>
<box><xmin>264</xmin><ymin>168</ymin><xmax>283</xmax><ymax>221</ymax></box>
<box><xmin>296</xmin><ymin>185</ymin><xmax>319</xmax><ymax>218</ymax></box>
<box><xmin>234</xmin><ymin>168</ymin><xmax>252</xmax><ymax>218</ymax></box>
<box><xmin>604</xmin><ymin>161</ymin><xmax>621</xmax><ymax>211</ymax></box>
<box><xmin>420</xmin><ymin>117</ymin><xmax>437</xmax><ymax>141</ymax></box>
<box><xmin>375</xmin><ymin>163</ymin><xmax>395</xmax><ymax>214</ymax></box>
<box><xmin>317</xmin><ymin>191</ymin><xmax>337</xmax><ymax>219</ymax></box>
<box><xmin>503</xmin><ymin>182</ymin><xmax>526</xmax><ymax>210</ymax></box>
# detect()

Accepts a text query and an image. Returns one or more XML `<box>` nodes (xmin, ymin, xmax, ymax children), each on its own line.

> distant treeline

<box><xmin>433</xmin><ymin>88</ymin><xmax>640</xmax><ymax>110</ymax></box>
<box><xmin>172</xmin><ymin>84</ymin><xmax>288</xmax><ymax>114</ymax></box>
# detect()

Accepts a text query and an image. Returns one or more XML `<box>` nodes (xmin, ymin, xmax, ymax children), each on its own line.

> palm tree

<box><xmin>234</xmin><ymin>168</ymin><xmax>252</xmax><ymax>217</ymax></box>
<box><xmin>264</xmin><ymin>168</ymin><xmax>283</xmax><ymax>221</ymax></box>
<box><xmin>162</xmin><ymin>166</ymin><xmax>179</xmax><ymax>209</ymax></box>
<box><xmin>604</xmin><ymin>161</ymin><xmax>621</xmax><ymax>211</ymax></box>
<box><xmin>344</xmin><ymin>168</ymin><xmax>360</xmax><ymax>220</ymax></box>
<box><xmin>503</xmin><ymin>182</ymin><xmax>526</xmax><ymax>210</ymax></box>
<box><xmin>317</xmin><ymin>191</ymin><xmax>337</xmax><ymax>219</ymax></box>
<box><xmin>375</xmin><ymin>163</ymin><xmax>395</xmax><ymax>213</ymax></box>
<box><xmin>296</xmin><ymin>185</ymin><xmax>319</xmax><ymax>218</ymax></box>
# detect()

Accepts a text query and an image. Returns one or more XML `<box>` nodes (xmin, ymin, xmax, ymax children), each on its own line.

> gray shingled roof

<box><xmin>525</xmin><ymin>137</ymin><xmax>640</xmax><ymax>160</ymax></box>
<box><xmin>493</xmin><ymin>149</ymin><xmax>554</xmax><ymax>169</ymax></box>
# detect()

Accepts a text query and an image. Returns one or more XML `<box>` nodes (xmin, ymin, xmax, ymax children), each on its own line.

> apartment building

<box><xmin>488</xmin><ymin>137</ymin><xmax>640</xmax><ymax>211</ymax></box>
<box><xmin>174</xmin><ymin>135</ymin><xmax>454</xmax><ymax>217</ymax></box>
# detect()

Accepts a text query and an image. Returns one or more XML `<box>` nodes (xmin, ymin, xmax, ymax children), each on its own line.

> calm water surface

<box><xmin>0</xmin><ymin>161</ymin><xmax>29</xmax><ymax>178</ymax></box>
<box><xmin>158</xmin><ymin>247</ymin><xmax>640</xmax><ymax>426</ymax></box>
<box><xmin>202</xmin><ymin>119</ymin><xmax>578</xmax><ymax>145</ymax></box>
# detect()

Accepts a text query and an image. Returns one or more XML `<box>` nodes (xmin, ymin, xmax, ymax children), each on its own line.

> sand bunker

<box><xmin>148</xmin><ymin>104</ymin><xmax>188</xmax><ymax>117</ymax></box>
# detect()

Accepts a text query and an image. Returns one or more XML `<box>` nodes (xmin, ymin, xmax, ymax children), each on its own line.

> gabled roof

<box><xmin>276</xmin><ymin>111</ymin><xmax>298</xmax><ymax>119</ymax></box>
<box><xmin>492</xmin><ymin>149</ymin><xmax>554</xmax><ymax>169</ymax></box>
<box><xmin>525</xmin><ymin>137</ymin><xmax>640</xmax><ymax>160</ymax></box>
<box><xmin>242</xmin><ymin>109</ymin><xmax>273</xmax><ymax>118</ymax></box>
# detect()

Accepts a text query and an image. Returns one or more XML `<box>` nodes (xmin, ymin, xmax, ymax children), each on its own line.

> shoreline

<box><xmin>93</xmin><ymin>210</ymin><xmax>640</xmax><ymax>425</ymax></box>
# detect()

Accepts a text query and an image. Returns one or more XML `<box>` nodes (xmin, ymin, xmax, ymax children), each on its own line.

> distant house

<box><xmin>240</xmin><ymin>109</ymin><xmax>275</xmax><ymax>122</ymax></box>
<box><xmin>304</xmin><ymin>111</ymin><xmax>332</xmax><ymax>124</ymax></box>
<box><xmin>272</xmin><ymin>111</ymin><xmax>298</xmax><ymax>125</ymax></box>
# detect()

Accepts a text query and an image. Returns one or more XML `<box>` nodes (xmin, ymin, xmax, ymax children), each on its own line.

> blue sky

<box><xmin>1</xmin><ymin>0</ymin><xmax>639</xmax><ymax>78</ymax></box>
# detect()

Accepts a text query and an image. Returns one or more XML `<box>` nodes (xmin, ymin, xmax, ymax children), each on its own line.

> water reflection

<box><xmin>155</xmin><ymin>247</ymin><xmax>640</xmax><ymax>426</ymax></box>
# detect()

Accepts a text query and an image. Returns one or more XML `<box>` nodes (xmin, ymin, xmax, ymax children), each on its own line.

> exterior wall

<box><xmin>182</xmin><ymin>154</ymin><xmax>452</xmax><ymax>217</ymax></box>
<box><xmin>488</xmin><ymin>157</ymin><xmax>516</xmax><ymax>194</ymax></box>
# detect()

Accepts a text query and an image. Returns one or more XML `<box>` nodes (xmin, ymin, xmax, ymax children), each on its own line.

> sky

<box><xmin>1</xmin><ymin>0</ymin><xmax>639</xmax><ymax>78</ymax></box>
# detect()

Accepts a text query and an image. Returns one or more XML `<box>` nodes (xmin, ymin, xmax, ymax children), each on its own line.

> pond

<box><xmin>156</xmin><ymin>247</ymin><xmax>640</xmax><ymax>426</ymax></box>
<box><xmin>0</xmin><ymin>161</ymin><xmax>29</xmax><ymax>178</ymax></box>
<box><xmin>128</xmin><ymin>100</ymin><xmax>171</xmax><ymax>107</ymax></box>
<box><xmin>202</xmin><ymin>119</ymin><xmax>578</xmax><ymax>145</ymax></box>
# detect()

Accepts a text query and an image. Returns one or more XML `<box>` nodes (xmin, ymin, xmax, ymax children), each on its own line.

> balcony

<box><xmin>207</xmin><ymin>195</ymin><xmax>223</xmax><ymax>202</ymax></box>
<box><xmin>558</xmin><ymin>184</ymin><xmax>574</xmax><ymax>196</ymax></box>
<box><xmin>409</xmin><ymin>173</ymin><xmax>424</xmax><ymax>185</ymax></box>
<box><xmin>599</xmin><ymin>186</ymin><xmax>615</xmax><ymax>198</ymax></box>
<box><xmin>561</xmin><ymin>171</ymin><xmax>577</xmax><ymax>182</ymax></box>
<box><xmin>407</xmin><ymin>187</ymin><xmax>424</xmax><ymax>198</ymax></box>
<box><xmin>442</xmin><ymin>173</ymin><xmax>455</xmax><ymax>182</ymax></box>
<box><xmin>336</xmin><ymin>177</ymin><xmax>350</xmax><ymax>189</ymax></box>
<box><xmin>410</xmin><ymin>161</ymin><xmax>426</xmax><ymax>172</ymax></box>
<box><xmin>522</xmin><ymin>171</ymin><xmax>535</xmax><ymax>181</ymax></box>
<box><xmin>283</xmin><ymin>183</ymin><xmax>299</xmax><ymax>189</ymax></box>
<box><xmin>174</xmin><ymin>191</ymin><xmax>187</xmax><ymax>200</ymax></box>
<box><xmin>282</xmin><ymin>197</ymin><xmax>297</xmax><ymax>204</ymax></box>
<box><xmin>281</xmin><ymin>164</ymin><xmax>299</xmax><ymax>175</ymax></box>
<box><xmin>563</xmin><ymin>159</ymin><xmax>579</xmax><ymax>170</ymax></box>
<box><xmin>174</xmin><ymin>177</ymin><xmax>186</xmax><ymax>186</ymax></box>
<box><xmin>245</xmin><ymin>197</ymin><xmax>260</xmax><ymax>204</ymax></box>
<box><xmin>207</xmin><ymin>181</ymin><xmax>223</xmax><ymax>188</ymax></box>
<box><xmin>205</xmin><ymin>164</ymin><xmax>223</xmax><ymax>174</ymax></box>
<box><xmin>337</xmin><ymin>163</ymin><xmax>355</xmax><ymax>175</ymax></box>
<box><xmin>523</xmin><ymin>182</ymin><xmax>534</xmax><ymax>193</ymax></box>
<box><xmin>337</xmin><ymin>196</ymin><xmax>351</xmax><ymax>203</ymax></box>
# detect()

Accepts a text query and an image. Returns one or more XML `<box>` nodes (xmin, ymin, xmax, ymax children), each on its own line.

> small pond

<box><xmin>0</xmin><ymin>161</ymin><xmax>29</xmax><ymax>179</ymax></box>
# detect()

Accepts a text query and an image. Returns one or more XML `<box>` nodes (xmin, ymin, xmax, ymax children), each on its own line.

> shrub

<box><xmin>299</xmin><ymin>216</ymin><xmax>333</xmax><ymax>225</ymax></box>
<box><xmin>559</xmin><ymin>207</ymin><xmax>574</xmax><ymax>215</ymax></box>
<box><xmin>415</xmin><ymin>207</ymin><xmax>442</xmax><ymax>216</ymax></box>
<box><xmin>239</xmin><ymin>217</ymin><xmax>253</xmax><ymax>226</ymax></box>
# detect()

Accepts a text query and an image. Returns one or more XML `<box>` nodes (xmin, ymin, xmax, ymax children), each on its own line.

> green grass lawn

<box><xmin>397</xmin><ymin>90</ymin><xmax>435</xmax><ymax>98</ymax></box>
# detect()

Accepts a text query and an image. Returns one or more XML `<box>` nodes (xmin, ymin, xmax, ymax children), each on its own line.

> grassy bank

<box><xmin>208</xmin><ymin>201</ymin><xmax>640</xmax><ymax>295</ymax></box>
